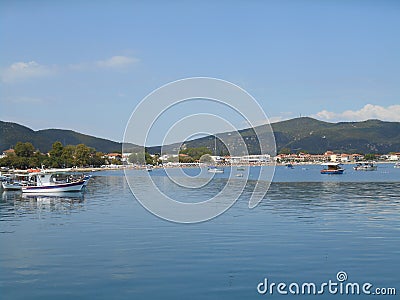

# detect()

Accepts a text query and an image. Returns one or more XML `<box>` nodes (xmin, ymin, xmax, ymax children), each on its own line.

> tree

<box><xmin>61</xmin><ymin>145</ymin><xmax>76</xmax><ymax>167</ymax></box>
<box><xmin>88</xmin><ymin>152</ymin><xmax>106</xmax><ymax>167</ymax></box>
<box><xmin>48</xmin><ymin>141</ymin><xmax>64</xmax><ymax>167</ymax></box>
<box><xmin>128</xmin><ymin>152</ymin><xmax>145</xmax><ymax>165</ymax></box>
<box><xmin>145</xmin><ymin>152</ymin><xmax>155</xmax><ymax>165</ymax></box>
<box><xmin>364</xmin><ymin>153</ymin><xmax>376</xmax><ymax>161</ymax></box>
<box><xmin>14</xmin><ymin>142</ymin><xmax>35</xmax><ymax>157</ymax></box>
<box><xmin>180</xmin><ymin>147</ymin><xmax>212</xmax><ymax>161</ymax></box>
<box><xmin>74</xmin><ymin>144</ymin><xmax>93</xmax><ymax>167</ymax></box>
<box><xmin>49</xmin><ymin>141</ymin><xmax>63</xmax><ymax>157</ymax></box>
<box><xmin>199</xmin><ymin>154</ymin><xmax>213</xmax><ymax>163</ymax></box>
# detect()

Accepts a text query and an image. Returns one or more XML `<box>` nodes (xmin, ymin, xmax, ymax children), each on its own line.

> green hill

<box><xmin>2</xmin><ymin>118</ymin><xmax>399</xmax><ymax>155</ymax></box>
<box><xmin>148</xmin><ymin>117</ymin><xmax>400</xmax><ymax>155</ymax></box>
<box><xmin>271</xmin><ymin>117</ymin><xmax>400</xmax><ymax>154</ymax></box>
<box><xmin>0</xmin><ymin>121</ymin><xmax>124</xmax><ymax>153</ymax></box>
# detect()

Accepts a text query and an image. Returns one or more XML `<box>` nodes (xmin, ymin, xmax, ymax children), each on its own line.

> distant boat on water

<box><xmin>285</xmin><ymin>163</ymin><xmax>294</xmax><ymax>169</ymax></box>
<box><xmin>354</xmin><ymin>162</ymin><xmax>377</xmax><ymax>171</ymax></box>
<box><xmin>394</xmin><ymin>162</ymin><xmax>400</xmax><ymax>168</ymax></box>
<box><xmin>320</xmin><ymin>162</ymin><xmax>344</xmax><ymax>174</ymax></box>
<box><xmin>208</xmin><ymin>166</ymin><xmax>224</xmax><ymax>174</ymax></box>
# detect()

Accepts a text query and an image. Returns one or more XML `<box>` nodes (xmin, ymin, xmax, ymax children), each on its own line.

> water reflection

<box><xmin>1</xmin><ymin>191</ymin><xmax>85</xmax><ymax>219</ymax></box>
<box><xmin>257</xmin><ymin>182</ymin><xmax>400</xmax><ymax>225</ymax></box>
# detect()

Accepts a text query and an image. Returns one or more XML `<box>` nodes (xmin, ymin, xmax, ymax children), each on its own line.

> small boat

<box><xmin>394</xmin><ymin>162</ymin><xmax>400</xmax><ymax>169</ymax></box>
<box><xmin>285</xmin><ymin>163</ymin><xmax>294</xmax><ymax>169</ymax></box>
<box><xmin>82</xmin><ymin>174</ymin><xmax>92</xmax><ymax>186</ymax></box>
<box><xmin>320</xmin><ymin>162</ymin><xmax>344</xmax><ymax>174</ymax></box>
<box><xmin>353</xmin><ymin>162</ymin><xmax>377</xmax><ymax>171</ymax></box>
<box><xmin>236</xmin><ymin>166</ymin><xmax>245</xmax><ymax>171</ymax></box>
<box><xmin>146</xmin><ymin>165</ymin><xmax>153</xmax><ymax>172</ymax></box>
<box><xmin>2</xmin><ymin>181</ymin><xmax>23</xmax><ymax>191</ymax></box>
<box><xmin>208</xmin><ymin>167</ymin><xmax>224</xmax><ymax>174</ymax></box>
<box><xmin>21</xmin><ymin>171</ymin><xmax>86</xmax><ymax>193</ymax></box>
<box><xmin>235</xmin><ymin>173</ymin><xmax>244</xmax><ymax>177</ymax></box>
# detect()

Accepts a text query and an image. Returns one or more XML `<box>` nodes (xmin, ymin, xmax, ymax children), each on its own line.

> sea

<box><xmin>1</xmin><ymin>163</ymin><xmax>399</xmax><ymax>299</ymax></box>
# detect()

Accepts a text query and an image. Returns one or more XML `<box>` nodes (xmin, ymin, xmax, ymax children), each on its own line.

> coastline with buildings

<box><xmin>1</xmin><ymin>147</ymin><xmax>399</xmax><ymax>173</ymax></box>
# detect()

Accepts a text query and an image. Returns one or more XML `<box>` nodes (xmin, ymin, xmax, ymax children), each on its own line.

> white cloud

<box><xmin>68</xmin><ymin>55</ymin><xmax>139</xmax><ymax>71</ymax></box>
<box><xmin>314</xmin><ymin>104</ymin><xmax>400</xmax><ymax>122</ymax></box>
<box><xmin>1</xmin><ymin>61</ymin><xmax>54</xmax><ymax>83</ymax></box>
<box><xmin>96</xmin><ymin>55</ymin><xmax>138</xmax><ymax>68</ymax></box>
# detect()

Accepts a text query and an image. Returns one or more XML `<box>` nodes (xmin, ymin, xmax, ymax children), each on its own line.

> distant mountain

<box><xmin>0</xmin><ymin>121</ymin><xmax>127</xmax><ymax>153</ymax></box>
<box><xmin>270</xmin><ymin>117</ymin><xmax>400</xmax><ymax>154</ymax></box>
<box><xmin>147</xmin><ymin>117</ymin><xmax>400</xmax><ymax>155</ymax></box>
<box><xmin>2</xmin><ymin>117</ymin><xmax>400</xmax><ymax>155</ymax></box>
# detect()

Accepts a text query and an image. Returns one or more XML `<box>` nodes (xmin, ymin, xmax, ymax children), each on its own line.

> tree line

<box><xmin>127</xmin><ymin>147</ymin><xmax>214</xmax><ymax>165</ymax></box>
<box><xmin>0</xmin><ymin>141</ymin><xmax>117</xmax><ymax>169</ymax></box>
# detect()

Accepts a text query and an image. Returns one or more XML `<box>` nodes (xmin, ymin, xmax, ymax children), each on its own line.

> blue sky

<box><xmin>1</xmin><ymin>1</ymin><xmax>399</xmax><ymax>144</ymax></box>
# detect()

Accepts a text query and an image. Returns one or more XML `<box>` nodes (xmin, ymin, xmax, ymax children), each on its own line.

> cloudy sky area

<box><xmin>1</xmin><ymin>1</ymin><xmax>399</xmax><ymax>144</ymax></box>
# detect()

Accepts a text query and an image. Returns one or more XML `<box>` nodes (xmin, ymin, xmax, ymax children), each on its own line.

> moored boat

<box><xmin>21</xmin><ymin>172</ymin><xmax>86</xmax><ymax>193</ymax></box>
<box><xmin>353</xmin><ymin>162</ymin><xmax>377</xmax><ymax>171</ymax></box>
<box><xmin>208</xmin><ymin>166</ymin><xmax>224</xmax><ymax>174</ymax></box>
<box><xmin>320</xmin><ymin>162</ymin><xmax>344</xmax><ymax>174</ymax></box>
<box><xmin>394</xmin><ymin>162</ymin><xmax>400</xmax><ymax>169</ymax></box>
<box><xmin>2</xmin><ymin>181</ymin><xmax>23</xmax><ymax>191</ymax></box>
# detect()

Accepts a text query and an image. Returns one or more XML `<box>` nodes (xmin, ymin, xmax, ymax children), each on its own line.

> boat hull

<box><xmin>22</xmin><ymin>181</ymin><xmax>85</xmax><ymax>193</ymax></box>
<box><xmin>353</xmin><ymin>166</ymin><xmax>377</xmax><ymax>171</ymax></box>
<box><xmin>2</xmin><ymin>182</ymin><xmax>22</xmax><ymax>191</ymax></box>
<box><xmin>320</xmin><ymin>169</ymin><xmax>344</xmax><ymax>175</ymax></box>
<box><xmin>208</xmin><ymin>169</ymin><xmax>224</xmax><ymax>174</ymax></box>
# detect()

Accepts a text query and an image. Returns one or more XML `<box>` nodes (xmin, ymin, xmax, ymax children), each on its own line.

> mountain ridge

<box><xmin>1</xmin><ymin>117</ymin><xmax>399</xmax><ymax>154</ymax></box>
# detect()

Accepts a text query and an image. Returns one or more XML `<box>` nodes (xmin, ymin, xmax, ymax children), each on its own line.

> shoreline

<box><xmin>2</xmin><ymin>161</ymin><xmax>398</xmax><ymax>174</ymax></box>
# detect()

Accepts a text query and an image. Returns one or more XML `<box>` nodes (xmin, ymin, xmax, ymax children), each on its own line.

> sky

<box><xmin>1</xmin><ymin>0</ymin><xmax>399</xmax><ymax>145</ymax></box>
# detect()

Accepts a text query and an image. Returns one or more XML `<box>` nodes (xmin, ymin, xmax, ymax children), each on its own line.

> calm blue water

<box><xmin>1</xmin><ymin>164</ymin><xmax>399</xmax><ymax>299</ymax></box>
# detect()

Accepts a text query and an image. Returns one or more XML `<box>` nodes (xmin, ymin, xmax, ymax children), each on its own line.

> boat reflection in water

<box><xmin>2</xmin><ymin>190</ymin><xmax>85</xmax><ymax>215</ymax></box>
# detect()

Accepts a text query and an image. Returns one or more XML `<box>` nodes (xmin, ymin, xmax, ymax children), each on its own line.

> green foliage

<box><xmin>60</xmin><ymin>145</ymin><xmax>75</xmax><ymax>167</ymax></box>
<box><xmin>2</xmin><ymin>118</ymin><xmax>400</xmax><ymax>157</ymax></box>
<box><xmin>14</xmin><ymin>142</ymin><xmax>35</xmax><ymax>157</ymax></box>
<box><xmin>74</xmin><ymin>144</ymin><xmax>90</xmax><ymax>166</ymax></box>
<box><xmin>0</xmin><ymin>120</ymin><xmax>129</xmax><ymax>153</ymax></box>
<box><xmin>128</xmin><ymin>152</ymin><xmax>145</xmax><ymax>165</ymax></box>
<box><xmin>145</xmin><ymin>152</ymin><xmax>156</xmax><ymax>165</ymax></box>
<box><xmin>161</xmin><ymin>117</ymin><xmax>400</xmax><ymax>155</ymax></box>
<box><xmin>199</xmin><ymin>154</ymin><xmax>213</xmax><ymax>163</ymax></box>
<box><xmin>180</xmin><ymin>147</ymin><xmax>212</xmax><ymax>161</ymax></box>
<box><xmin>0</xmin><ymin>141</ymin><xmax>106</xmax><ymax>169</ymax></box>
<box><xmin>364</xmin><ymin>153</ymin><xmax>377</xmax><ymax>161</ymax></box>
<box><xmin>179</xmin><ymin>155</ymin><xmax>195</xmax><ymax>163</ymax></box>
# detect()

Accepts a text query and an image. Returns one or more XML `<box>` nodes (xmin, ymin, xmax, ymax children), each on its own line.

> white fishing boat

<box><xmin>21</xmin><ymin>172</ymin><xmax>86</xmax><ymax>193</ymax></box>
<box><xmin>353</xmin><ymin>162</ymin><xmax>377</xmax><ymax>171</ymax></box>
<box><xmin>2</xmin><ymin>181</ymin><xmax>23</xmax><ymax>191</ymax></box>
<box><xmin>394</xmin><ymin>162</ymin><xmax>400</xmax><ymax>168</ymax></box>
<box><xmin>208</xmin><ymin>166</ymin><xmax>224</xmax><ymax>174</ymax></box>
